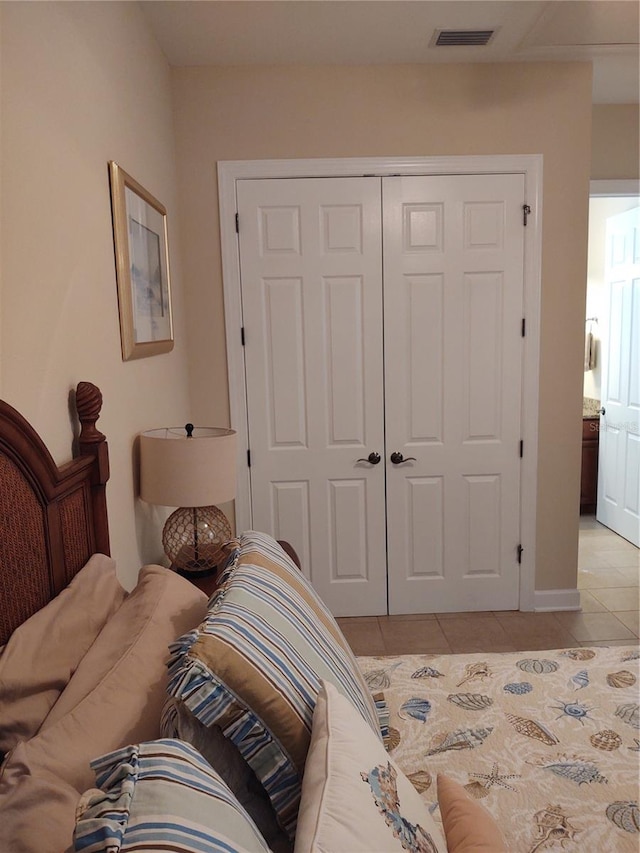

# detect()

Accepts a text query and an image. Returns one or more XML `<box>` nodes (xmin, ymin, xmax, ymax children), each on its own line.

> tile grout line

<box><xmin>338</xmin><ymin>517</ymin><xmax>637</xmax><ymax>653</ymax></box>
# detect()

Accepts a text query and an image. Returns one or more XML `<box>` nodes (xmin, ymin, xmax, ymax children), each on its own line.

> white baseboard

<box><xmin>533</xmin><ymin>588</ymin><xmax>581</xmax><ymax>612</ymax></box>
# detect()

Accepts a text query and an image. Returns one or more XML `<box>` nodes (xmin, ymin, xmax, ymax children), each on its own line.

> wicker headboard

<box><xmin>0</xmin><ymin>382</ymin><xmax>110</xmax><ymax>645</ymax></box>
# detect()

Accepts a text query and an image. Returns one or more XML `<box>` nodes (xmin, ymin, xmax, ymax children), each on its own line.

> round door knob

<box><xmin>390</xmin><ymin>451</ymin><xmax>417</xmax><ymax>464</ymax></box>
<box><xmin>356</xmin><ymin>451</ymin><xmax>381</xmax><ymax>465</ymax></box>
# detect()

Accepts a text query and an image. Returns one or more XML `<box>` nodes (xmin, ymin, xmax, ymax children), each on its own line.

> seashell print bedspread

<box><xmin>357</xmin><ymin>646</ymin><xmax>640</xmax><ymax>852</ymax></box>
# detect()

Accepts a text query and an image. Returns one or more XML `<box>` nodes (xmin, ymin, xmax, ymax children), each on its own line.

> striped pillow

<box><xmin>167</xmin><ymin>531</ymin><xmax>382</xmax><ymax>841</ymax></box>
<box><xmin>73</xmin><ymin>739</ymin><xmax>271</xmax><ymax>853</ymax></box>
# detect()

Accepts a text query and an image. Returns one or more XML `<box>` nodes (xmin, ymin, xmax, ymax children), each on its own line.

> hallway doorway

<box><xmin>584</xmin><ymin>181</ymin><xmax>640</xmax><ymax>546</ymax></box>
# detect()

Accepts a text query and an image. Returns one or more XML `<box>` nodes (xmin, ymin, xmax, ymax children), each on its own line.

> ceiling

<box><xmin>140</xmin><ymin>1</ymin><xmax>640</xmax><ymax>103</ymax></box>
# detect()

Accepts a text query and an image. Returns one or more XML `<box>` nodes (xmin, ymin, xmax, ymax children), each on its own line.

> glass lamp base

<box><xmin>162</xmin><ymin>505</ymin><xmax>232</xmax><ymax>576</ymax></box>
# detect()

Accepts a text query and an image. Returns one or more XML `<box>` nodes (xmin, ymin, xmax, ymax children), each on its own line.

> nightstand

<box><xmin>172</xmin><ymin>541</ymin><xmax>233</xmax><ymax>597</ymax></box>
<box><xmin>177</xmin><ymin>567</ymin><xmax>222</xmax><ymax>598</ymax></box>
<box><xmin>174</xmin><ymin>539</ymin><xmax>301</xmax><ymax>597</ymax></box>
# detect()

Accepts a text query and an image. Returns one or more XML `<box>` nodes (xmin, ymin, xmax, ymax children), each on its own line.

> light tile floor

<box><xmin>337</xmin><ymin>515</ymin><xmax>639</xmax><ymax>655</ymax></box>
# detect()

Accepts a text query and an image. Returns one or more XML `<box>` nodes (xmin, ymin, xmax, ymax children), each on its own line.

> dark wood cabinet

<box><xmin>580</xmin><ymin>416</ymin><xmax>600</xmax><ymax>514</ymax></box>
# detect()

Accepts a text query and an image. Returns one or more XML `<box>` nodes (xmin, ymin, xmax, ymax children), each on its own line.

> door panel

<box><xmin>237</xmin><ymin>178</ymin><xmax>388</xmax><ymax>615</ymax></box>
<box><xmin>238</xmin><ymin>173</ymin><xmax>526</xmax><ymax>615</ymax></box>
<box><xmin>383</xmin><ymin>175</ymin><xmax>525</xmax><ymax>613</ymax></box>
<box><xmin>597</xmin><ymin>207</ymin><xmax>640</xmax><ymax>545</ymax></box>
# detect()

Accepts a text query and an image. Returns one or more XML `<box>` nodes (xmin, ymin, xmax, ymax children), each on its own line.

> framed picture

<box><xmin>109</xmin><ymin>161</ymin><xmax>174</xmax><ymax>360</ymax></box>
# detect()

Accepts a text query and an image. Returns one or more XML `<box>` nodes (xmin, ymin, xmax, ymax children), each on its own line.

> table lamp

<box><xmin>139</xmin><ymin>424</ymin><xmax>237</xmax><ymax>577</ymax></box>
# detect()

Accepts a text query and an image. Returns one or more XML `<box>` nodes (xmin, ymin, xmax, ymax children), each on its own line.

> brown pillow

<box><xmin>42</xmin><ymin>563</ymin><xmax>206</xmax><ymax>729</ymax></box>
<box><xmin>437</xmin><ymin>773</ymin><xmax>507</xmax><ymax>853</ymax></box>
<box><xmin>28</xmin><ymin>565</ymin><xmax>207</xmax><ymax>791</ymax></box>
<box><xmin>0</xmin><ymin>565</ymin><xmax>208</xmax><ymax>853</ymax></box>
<box><xmin>0</xmin><ymin>741</ymin><xmax>81</xmax><ymax>853</ymax></box>
<box><xmin>0</xmin><ymin>554</ymin><xmax>125</xmax><ymax>752</ymax></box>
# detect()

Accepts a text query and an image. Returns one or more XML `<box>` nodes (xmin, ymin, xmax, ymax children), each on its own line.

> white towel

<box><xmin>584</xmin><ymin>331</ymin><xmax>596</xmax><ymax>371</ymax></box>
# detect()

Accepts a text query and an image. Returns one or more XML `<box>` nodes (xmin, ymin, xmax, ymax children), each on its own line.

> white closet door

<box><xmin>383</xmin><ymin>175</ymin><xmax>526</xmax><ymax>613</ymax></box>
<box><xmin>237</xmin><ymin>177</ymin><xmax>388</xmax><ymax>615</ymax></box>
<box><xmin>597</xmin><ymin>207</ymin><xmax>640</xmax><ymax>546</ymax></box>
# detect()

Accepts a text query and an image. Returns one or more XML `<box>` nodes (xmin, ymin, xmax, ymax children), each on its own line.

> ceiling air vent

<box><xmin>434</xmin><ymin>29</ymin><xmax>496</xmax><ymax>47</ymax></box>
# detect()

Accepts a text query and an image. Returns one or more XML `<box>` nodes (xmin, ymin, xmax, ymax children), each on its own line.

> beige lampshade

<box><xmin>139</xmin><ymin>426</ymin><xmax>237</xmax><ymax>508</ymax></box>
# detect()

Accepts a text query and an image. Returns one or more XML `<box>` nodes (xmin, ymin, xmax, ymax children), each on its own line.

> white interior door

<box><xmin>237</xmin><ymin>177</ymin><xmax>388</xmax><ymax>615</ymax></box>
<box><xmin>383</xmin><ymin>175</ymin><xmax>525</xmax><ymax>612</ymax></box>
<box><xmin>597</xmin><ymin>206</ymin><xmax>640</xmax><ymax>546</ymax></box>
<box><xmin>238</xmin><ymin>173</ymin><xmax>526</xmax><ymax>615</ymax></box>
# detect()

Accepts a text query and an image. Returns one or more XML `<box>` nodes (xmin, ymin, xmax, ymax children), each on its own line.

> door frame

<box><xmin>218</xmin><ymin>155</ymin><xmax>543</xmax><ymax>611</ymax></box>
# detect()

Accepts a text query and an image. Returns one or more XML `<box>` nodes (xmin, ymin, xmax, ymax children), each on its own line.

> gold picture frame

<box><xmin>109</xmin><ymin>161</ymin><xmax>174</xmax><ymax>360</ymax></box>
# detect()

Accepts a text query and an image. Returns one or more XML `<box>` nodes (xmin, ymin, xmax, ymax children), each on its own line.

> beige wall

<box><xmin>592</xmin><ymin>104</ymin><xmax>640</xmax><ymax>180</ymax></box>
<box><xmin>172</xmin><ymin>62</ymin><xmax>593</xmax><ymax>594</ymax></box>
<box><xmin>0</xmin><ymin>2</ymin><xmax>191</xmax><ymax>587</ymax></box>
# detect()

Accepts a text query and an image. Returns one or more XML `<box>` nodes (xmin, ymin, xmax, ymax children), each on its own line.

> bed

<box><xmin>0</xmin><ymin>384</ymin><xmax>638</xmax><ymax>853</ymax></box>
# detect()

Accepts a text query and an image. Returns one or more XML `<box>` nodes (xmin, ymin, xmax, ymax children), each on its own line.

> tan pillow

<box><xmin>43</xmin><ymin>563</ymin><xmax>206</xmax><ymax>728</ymax></box>
<box><xmin>0</xmin><ymin>554</ymin><xmax>125</xmax><ymax>752</ymax></box>
<box><xmin>437</xmin><ymin>774</ymin><xmax>507</xmax><ymax>853</ymax></box>
<box><xmin>26</xmin><ymin>564</ymin><xmax>207</xmax><ymax>792</ymax></box>
<box><xmin>0</xmin><ymin>741</ymin><xmax>80</xmax><ymax>853</ymax></box>
<box><xmin>294</xmin><ymin>680</ymin><xmax>447</xmax><ymax>853</ymax></box>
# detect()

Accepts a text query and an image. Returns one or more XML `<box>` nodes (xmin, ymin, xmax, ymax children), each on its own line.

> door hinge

<box><xmin>519</xmin><ymin>439</ymin><xmax>524</xmax><ymax>458</ymax></box>
<box><xmin>241</xmin><ymin>327</ymin><xmax>245</xmax><ymax>346</ymax></box>
<box><xmin>247</xmin><ymin>449</ymin><xmax>251</xmax><ymax>467</ymax></box>
<box><xmin>521</xmin><ymin>318</ymin><xmax>526</xmax><ymax>337</ymax></box>
<box><xmin>522</xmin><ymin>204</ymin><xmax>531</xmax><ymax>226</ymax></box>
<box><xmin>235</xmin><ymin>212</ymin><xmax>239</xmax><ymax>233</ymax></box>
<box><xmin>517</xmin><ymin>544</ymin><xmax>524</xmax><ymax>564</ymax></box>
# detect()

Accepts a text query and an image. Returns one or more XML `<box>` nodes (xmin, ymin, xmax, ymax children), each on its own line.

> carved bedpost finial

<box><xmin>76</xmin><ymin>381</ymin><xmax>105</xmax><ymax>445</ymax></box>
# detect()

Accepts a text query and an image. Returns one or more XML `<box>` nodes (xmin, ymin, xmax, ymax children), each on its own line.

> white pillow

<box><xmin>294</xmin><ymin>680</ymin><xmax>447</xmax><ymax>853</ymax></box>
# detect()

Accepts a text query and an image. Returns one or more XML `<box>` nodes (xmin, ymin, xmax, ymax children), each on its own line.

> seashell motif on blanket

<box><xmin>606</xmin><ymin>670</ymin><xmax>637</xmax><ymax>689</ymax></box>
<box><xmin>506</xmin><ymin>713</ymin><xmax>559</xmax><ymax>746</ymax></box>
<box><xmin>606</xmin><ymin>801</ymin><xmax>640</xmax><ymax>834</ymax></box>
<box><xmin>590</xmin><ymin>729</ymin><xmax>622</xmax><ymax>751</ymax></box>
<box><xmin>386</xmin><ymin>726</ymin><xmax>401</xmax><ymax>751</ymax></box>
<box><xmin>463</xmin><ymin>781</ymin><xmax>490</xmax><ymax>799</ymax></box>
<box><xmin>456</xmin><ymin>661</ymin><xmax>493</xmax><ymax>686</ymax></box>
<box><xmin>447</xmin><ymin>693</ymin><xmax>494</xmax><ymax>711</ymax></box>
<box><xmin>517</xmin><ymin>658</ymin><xmax>559</xmax><ymax>675</ymax></box>
<box><xmin>407</xmin><ymin>770</ymin><xmax>433</xmax><ymax>793</ymax></box>
<box><xmin>399</xmin><ymin>697</ymin><xmax>432</xmax><ymax>722</ymax></box>
<box><xmin>364</xmin><ymin>662</ymin><xmax>401</xmax><ymax>691</ymax></box>
<box><xmin>530</xmin><ymin>803</ymin><xmax>579</xmax><ymax>851</ymax></box>
<box><xmin>531</xmin><ymin>753</ymin><xmax>607</xmax><ymax>785</ymax></box>
<box><xmin>569</xmin><ymin>669</ymin><xmax>589</xmax><ymax>690</ymax></box>
<box><xmin>615</xmin><ymin>703</ymin><xmax>640</xmax><ymax>730</ymax></box>
<box><xmin>621</xmin><ymin>650</ymin><xmax>640</xmax><ymax>662</ymax></box>
<box><xmin>550</xmin><ymin>699</ymin><xmax>595</xmax><ymax>725</ymax></box>
<box><xmin>504</xmin><ymin>681</ymin><xmax>533</xmax><ymax>695</ymax></box>
<box><xmin>560</xmin><ymin>648</ymin><xmax>596</xmax><ymax>661</ymax></box>
<box><xmin>425</xmin><ymin>726</ymin><xmax>494</xmax><ymax>756</ymax></box>
<box><xmin>411</xmin><ymin>666</ymin><xmax>445</xmax><ymax>679</ymax></box>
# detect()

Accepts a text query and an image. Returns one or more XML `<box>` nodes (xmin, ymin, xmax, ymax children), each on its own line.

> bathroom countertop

<box><xmin>583</xmin><ymin>397</ymin><xmax>601</xmax><ymax>418</ymax></box>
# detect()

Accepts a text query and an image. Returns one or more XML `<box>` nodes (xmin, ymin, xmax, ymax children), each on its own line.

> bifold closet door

<box><xmin>237</xmin><ymin>177</ymin><xmax>389</xmax><ymax>616</ymax></box>
<box><xmin>237</xmin><ymin>173</ymin><xmax>526</xmax><ymax>616</ymax></box>
<box><xmin>383</xmin><ymin>175</ymin><xmax>525</xmax><ymax>613</ymax></box>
